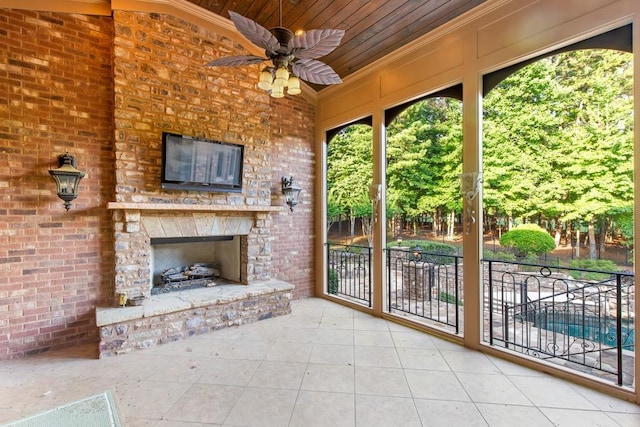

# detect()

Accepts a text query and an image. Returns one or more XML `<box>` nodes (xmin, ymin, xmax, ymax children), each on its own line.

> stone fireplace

<box><xmin>96</xmin><ymin>203</ymin><xmax>293</xmax><ymax>357</ymax></box>
<box><xmin>84</xmin><ymin>6</ymin><xmax>313</xmax><ymax>358</ymax></box>
<box><xmin>110</xmin><ymin>207</ymin><xmax>263</xmax><ymax>297</ymax></box>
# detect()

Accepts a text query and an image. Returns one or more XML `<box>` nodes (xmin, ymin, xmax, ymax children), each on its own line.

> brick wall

<box><xmin>111</xmin><ymin>10</ymin><xmax>316</xmax><ymax>298</ymax></box>
<box><xmin>270</xmin><ymin>97</ymin><xmax>316</xmax><ymax>299</ymax></box>
<box><xmin>111</xmin><ymin>10</ymin><xmax>274</xmax><ymax>206</ymax></box>
<box><xmin>0</xmin><ymin>7</ymin><xmax>317</xmax><ymax>358</ymax></box>
<box><xmin>0</xmin><ymin>10</ymin><xmax>115</xmax><ymax>358</ymax></box>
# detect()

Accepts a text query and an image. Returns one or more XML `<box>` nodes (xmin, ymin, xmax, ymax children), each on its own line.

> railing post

<box><xmin>616</xmin><ymin>273</ymin><xmax>623</xmax><ymax>386</ymax></box>
<box><xmin>454</xmin><ymin>256</ymin><xmax>460</xmax><ymax>334</ymax></box>
<box><xmin>504</xmin><ymin>302</ymin><xmax>509</xmax><ymax>349</ymax></box>
<box><xmin>386</xmin><ymin>248</ymin><xmax>391</xmax><ymax>311</ymax></box>
<box><xmin>368</xmin><ymin>246</ymin><xmax>372</xmax><ymax>307</ymax></box>
<box><xmin>325</xmin><ymin>242</ymin><xmax>330</xmax><ymax>295</ymax></box>
<box><xmin>488</xmin><ymin>260</ymin><xmax>494</xmax><ymax>345</ymax></box>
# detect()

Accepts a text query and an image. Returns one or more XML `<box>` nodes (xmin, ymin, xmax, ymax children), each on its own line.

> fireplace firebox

<box><xmin>150</xmin><ymin>235</ymin><xmax>241</xmax><ymax>294</ymax></box>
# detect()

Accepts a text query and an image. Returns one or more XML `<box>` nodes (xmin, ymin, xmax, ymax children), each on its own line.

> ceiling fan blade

<box><xmin>291</xmin><ymin>29</ymin><xmax>345</xmax><ymax>59</ymax></box>
<box><xmin>206</xmin><ymin>55</ymin><xmax>267</xmax><ymax>67</ymax></box>
<box><xmin>229</xmin><ymin>11</ymin><xmax>280</xmax><ymax>56</ymax></box>
<box><xmin>292</xmin><ymin>59</ymin><xmax>343</xmax><ymax>85</ymax></box>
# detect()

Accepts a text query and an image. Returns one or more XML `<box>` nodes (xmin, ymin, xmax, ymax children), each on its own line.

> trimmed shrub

<box><xmin>387</xmin><ymin>240</ymin><xmax>456</xmax><ymax>254</ymax></box>
<box><xmin>569</xmin><ymin>259</ymin><xmax>619</xmax><ymax>281</ymax></box>
<box><xmin>328</xmin><ymin>268</ymin><xmax>339</xmax><ymax>294</ymax></box>
<box><xmin>499</xmin><ymin>224</ymin><xmax>555</xmax><ymax>257</ymax></box>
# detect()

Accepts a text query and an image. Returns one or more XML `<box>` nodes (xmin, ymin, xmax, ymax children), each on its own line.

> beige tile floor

<box><xmin>1</xmin><ymin>297</ymin><xmax>639</xmax><ymax>426</ymax></box>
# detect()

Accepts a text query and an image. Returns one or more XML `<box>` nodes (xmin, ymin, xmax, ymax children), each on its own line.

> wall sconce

<box><xmin>281</xmin><ymin>176</ymin><xmax>302</xmax><ymax>211</ymax></box>
<box><xmin>412</xmin><ymin>245</ymin><xmax>423</xmax><ymax>261</ymax></box>
<box><xmin>460</xmin><ymin>172</ymin><xmax>483</xmax><ymax>234</ymax></box>
<box><xmin>49</xmin><ymin>153</ymin><xmax>85</xmax><ymax>211</ymax></box>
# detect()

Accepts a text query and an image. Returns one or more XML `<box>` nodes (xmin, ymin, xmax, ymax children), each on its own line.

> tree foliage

<box><xmin>325</xmin><ymin>48</ymin><xmax>633</xmax><ymax>257</ymax></box>
<box><xmin>484</xmin><ymin>49</ymin><xmax>633</xmax><ymax>254</ymax></box>
<box><xmin>327</xmin><ymin>124</ymin><xmax>373</xmax><ymax>244</ymax></box>
<box><xmin>386</xmin><ymin>97</ymin><xmax>463</xmax><ymax>233</ymax></box>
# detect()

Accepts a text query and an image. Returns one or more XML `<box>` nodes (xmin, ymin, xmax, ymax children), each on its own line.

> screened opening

<box><xmin>326</xmin><ymin>121</ymin><xmax>374</xmax><ymax>307</ymax></box>
<box><xmin>385</xmin><ymin>91</ymin><xmax>464</xmax><ymax>334</ymax></box>
<box><xmin>481</xmin><ymin>32</ymin><xmax>634</xmax><ymax>388</ymax></box>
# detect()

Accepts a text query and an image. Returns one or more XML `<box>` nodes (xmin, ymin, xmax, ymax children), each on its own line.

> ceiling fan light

<box><xmin>258</xmin><ymin>68</ymin><xmax>273</xmax><ymax>90</ymax></box>
<box><xmin>271</xmin><ymin>85</ymin><xmax>285</xmax><ymax>98</ymax></box>
<box><xmin>258</xmin><ymin>81</ymin><xmax>272</xmax><ymax>91</ymax></box>
<box><xmin>287</xmin><ymin>76</ymin><xmax>301</xmax><ymax>95</ymax></box>
<box><xmin>274</xmin><ymin>66</ymin><xmax>289</xmax><ymax>87</ymax></box>
<box><xmin>275</xmin><ymin>66</ymin><xmax>289</xmax><ymax>80</ymax></box>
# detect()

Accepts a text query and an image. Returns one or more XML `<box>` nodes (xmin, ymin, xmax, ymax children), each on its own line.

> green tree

<box><xmin>483</xmin><ymin>49</ymin><xmax>633</xmax><ymax>260</ymax></box>
<box><xmin>484</xmin><ymin>58</ymin><xmax>566</xmax><ymax>224</ymax></box>
<box><xmin>327</xmin><ymin>124</ymin><xmax>373</xmax><ymax>245</ymax></box>
<box><xmin>386</xmin><ymin>97</ymin><xmax>463</xmax><ymax>238</ymax></box>
<box><xmin>327</xmin><ymin>199</ymin><xmax>343</xmax><ymax>234</ymax></box>
<box><xmin>553</xmin><ymin>50</ymin><xmax>633</xmax><ymax>258</ymax></box>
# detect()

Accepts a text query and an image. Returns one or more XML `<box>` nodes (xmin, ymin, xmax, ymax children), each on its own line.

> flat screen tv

<box><xmin>161</xmin><ymin>132</ymin><xmax>244</xmax><ymax>193</ymax></box>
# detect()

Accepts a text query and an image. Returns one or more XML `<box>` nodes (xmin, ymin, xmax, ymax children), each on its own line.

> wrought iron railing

<box><xmin>326</xmin><ymin>243</ymin><xmax>372</xmax><ymax>307</ymax></box>
<box><xmin>386</xmin><ymin>248</ymin><xmax>463</xmax><ymax>333</ymax></box>
<box><xmin>483</xmin><ymin>259</ymin><xmax>635</xmax><ymax>387</ymax></box>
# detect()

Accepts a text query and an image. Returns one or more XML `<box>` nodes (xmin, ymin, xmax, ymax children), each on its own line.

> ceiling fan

<box><xmin>205</xmin><ymin>1</ymin><xmax>345</xmax><ymax>98</ymax></box>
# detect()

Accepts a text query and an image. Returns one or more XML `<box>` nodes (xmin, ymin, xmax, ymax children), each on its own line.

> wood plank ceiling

<box><xmin>187</xmin><ymin>0</ymin><xmax>486</xmax><ymax>92</ymax></box>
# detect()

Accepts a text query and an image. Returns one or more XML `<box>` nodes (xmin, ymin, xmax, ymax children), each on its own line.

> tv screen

<box><xmin>161</xmin><ymin>132</ymin><xmax>244</xmax><ymax>193</ymax></box>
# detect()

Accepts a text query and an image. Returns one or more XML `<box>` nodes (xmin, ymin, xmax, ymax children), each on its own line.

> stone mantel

<box><xmin>107</xmin><ymin>202</ymin><xmax>283</xmax><ymax>213</ymax></box>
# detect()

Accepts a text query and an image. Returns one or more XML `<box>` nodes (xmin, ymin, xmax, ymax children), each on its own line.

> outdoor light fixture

<box><xmin>281</xmin><ymin>176</ymin><xmax>302</xmax><ymax>211</ymax></box>
<box><xmin>460</xmin><ymin>172</ymin><xmax>483</xmax><ymax>234</ymax></box>
<box><xmin>49</xmin><ymin>152</ymin><xmax>85</xmax><ymax>211</ymax></box>
<box><xmin>412</xmin><ymin>246</ymin><xmax>423</xmax><ymax>261</ymax></box>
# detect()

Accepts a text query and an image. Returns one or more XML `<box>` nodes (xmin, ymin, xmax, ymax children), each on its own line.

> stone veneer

<box><xmin>94</xmin><ymin>10</ymin><xmax>305</xmax><ymax>357</ymax></box>
<box><xmin>102</xmin><ymin>203</ymin><xmax>287</xmax><ymax>357</ymax></box>
<box><xmin>97</xmin><ymin>280</ymin><xmax>293</xmax><ymax>357</ymax></box>
<box><xmin>110</xmin><ymin>204</ymin><xmax>281</xmax><ymax>299</ymax></box>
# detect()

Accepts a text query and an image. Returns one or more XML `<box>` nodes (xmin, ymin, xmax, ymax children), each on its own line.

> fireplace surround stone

<box><xmin>97</xmin><ymin>203</ymin><xmax>292</xmax><ymax>357</ymax></box>
<box><xmin>109</xmin><ymin>203</ymin><xmax>282</xmax><ymax>298</ymax></box>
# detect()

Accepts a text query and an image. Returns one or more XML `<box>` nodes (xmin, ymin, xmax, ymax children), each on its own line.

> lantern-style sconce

<box><xmin>49</xmin><ymin>153</ymin><xmax>85</xmax><ymax>211</ymax></box>
<box><xmin>412</xmin><ymin>245</ymin><xmax>423</xmax><ymax>261</ymax></box>
<box><xmin>460</xmin><ymin>171</ymin><xmax>483</xmax><ymax>234</ymax></box>
<box><xmin>281</xmin><ymin>176</ymin><xmax>302</xmax><ymax>211</ymax></box>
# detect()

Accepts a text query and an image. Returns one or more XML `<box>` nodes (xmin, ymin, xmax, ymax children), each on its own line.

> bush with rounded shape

<box><xmin>499</xmin><ymin>224</ymin><xmax>555</xmax><ymax>257</ymax></box>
